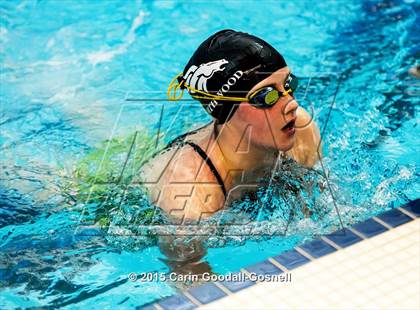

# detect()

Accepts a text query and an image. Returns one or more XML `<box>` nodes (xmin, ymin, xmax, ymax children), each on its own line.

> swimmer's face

<box><xmin>233</xmin><ymin>66</ymin><xmax>299</xmax><ymax>151</ymax></box>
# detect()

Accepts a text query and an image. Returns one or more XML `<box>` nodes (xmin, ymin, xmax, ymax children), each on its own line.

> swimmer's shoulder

<box><xmin>140</xmin><ymin>123</ymin><xmax>214</xmax><ymax>183</ymax></box>
<box><xmin>140</xmin><ymin>123</ymin><xmax>225</xmax><ymax>220</ymax></box>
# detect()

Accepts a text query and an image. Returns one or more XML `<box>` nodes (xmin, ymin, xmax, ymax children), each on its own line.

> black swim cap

<box><xmin>180</xmin><ymin>29</ymin><xmax>287</xmax><ymax>123</ymax></box>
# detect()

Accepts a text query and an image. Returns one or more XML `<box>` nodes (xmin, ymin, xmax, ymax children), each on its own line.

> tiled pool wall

<box><xmin>139</xmin><ymin>199</ymin><xmax>420</xmax><ymax>310</ymax></box>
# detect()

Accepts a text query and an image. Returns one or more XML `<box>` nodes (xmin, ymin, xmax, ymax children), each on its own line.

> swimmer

<box><xmin>141</xmin><ymin>29</ymin><xmax>321</xmax><ymax>222</ymax></box>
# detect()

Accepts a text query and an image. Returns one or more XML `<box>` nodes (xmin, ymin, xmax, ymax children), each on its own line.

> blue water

<box><xmin>1</xmin><ymin>0</ymin><xmax>419</xmax><ymax>308</ymax></box>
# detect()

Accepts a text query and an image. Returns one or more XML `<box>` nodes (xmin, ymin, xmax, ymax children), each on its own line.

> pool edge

<box><xmin>139</xmin><ymin>198</ymin><xmax>420</xmax><ymax>310</ymax></box>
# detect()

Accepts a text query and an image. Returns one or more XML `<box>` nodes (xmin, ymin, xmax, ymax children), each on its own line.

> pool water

<box><xmin>1</xmin><ymin>0</ymin><xmax>419</xmax><ymax>308</ymax></box>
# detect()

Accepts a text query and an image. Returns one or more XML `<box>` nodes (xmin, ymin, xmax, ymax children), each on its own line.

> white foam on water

<box><xmin>0</xmin><ymin>26</ymin><xmax>8</xmax><ymax>39</ymax></box>
<box><xmin>86</xmin><ymin>10</ymin><xmax>147</xmax><ymax>66</ymax></box>
<box><xmin>179</xmin><ymin>26</ymin><xmax>199</xmax><ymax>35</ymax></box>
<box><xmin>373</xmin><ymin>166</ymin><xmax>413</xmax><ymax>205</ymax></box>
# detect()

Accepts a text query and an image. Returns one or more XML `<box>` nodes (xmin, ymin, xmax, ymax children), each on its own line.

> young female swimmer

<box><xmin>140</xmin><ymin>30</ymin><xmax>321</xmax><ymax>273</ymax></box>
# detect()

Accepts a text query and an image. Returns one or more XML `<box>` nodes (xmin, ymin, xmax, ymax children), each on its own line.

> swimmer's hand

<box><xmin>158</xmin><ymin>234</ymin><xmax>211</xmax><ymax>276</ymax></box>
<box><xmin>286</xmin><ymin>107</ymin><xmax>321</xmax><ymax>167</ymax></box>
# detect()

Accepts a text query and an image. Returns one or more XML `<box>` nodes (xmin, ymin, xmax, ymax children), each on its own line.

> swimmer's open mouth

<box><xmin>282</xmin><ymin>119</ymin><xmax>296</xmax><ymax>131</ymax></box>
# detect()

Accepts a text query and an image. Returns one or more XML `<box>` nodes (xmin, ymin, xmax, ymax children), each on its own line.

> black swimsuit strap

<box><xmin>183</xmin><ymin>141</ymin><xmax>227</xmax><ymax>198</ymax></box>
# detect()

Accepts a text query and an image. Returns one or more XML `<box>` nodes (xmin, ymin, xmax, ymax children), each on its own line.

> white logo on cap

<box><xmin>184</xmin><ymin>59</ymin><xmax>228</xmax><ymax>92</ymax></box>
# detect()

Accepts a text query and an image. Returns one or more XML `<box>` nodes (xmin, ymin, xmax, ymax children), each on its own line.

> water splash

<box><xmin>86</xmin><ymin>10</ymin><xmax>148</xmax><ymax>66</ymax></box>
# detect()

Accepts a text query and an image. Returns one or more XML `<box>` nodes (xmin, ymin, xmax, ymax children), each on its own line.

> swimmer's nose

<box><xmin>284</xmin><ymin>97</ymin><xmax>299</xmax><ymax>116</ymax></box>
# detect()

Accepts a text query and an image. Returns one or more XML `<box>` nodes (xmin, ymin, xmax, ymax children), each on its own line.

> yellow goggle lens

<box><xmin>264</xmin><ymin>90</ymin><xmax>279</xmax><ymax>105</ymax></box>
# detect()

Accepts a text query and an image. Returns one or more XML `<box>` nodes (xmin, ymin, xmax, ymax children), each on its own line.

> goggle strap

<box><xmin>167</xmin><ymin>72</ymin><xmax>248</xmax><ymax>102</ymax></box>
<box><xmin>167</xmin><ymin>72</ymin><xmax>186</xmax><ymax>101</ymax></box>
<box><xmin>183</xmin><ymin>84</ymin><xmax>248</xmax><ymax>102</ymax></box>
<box><xmin>168</xmin><ymin>72</ymin><xmax>297</xmax><ymax>103</ymax></box>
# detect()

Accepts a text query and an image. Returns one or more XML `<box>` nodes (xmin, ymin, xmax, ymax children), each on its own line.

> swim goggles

<box><xmin>167</xmin><ymin>72</ymin><xmax>298</xmax><ymax>108</ymax></box>
<box><xmin>247</xmin><ymin>73</ymin><xmax>298</xmax><ymax>108</ymax></box>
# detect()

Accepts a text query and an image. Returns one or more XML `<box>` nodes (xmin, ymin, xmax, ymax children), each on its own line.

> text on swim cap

<box><xmin>207</xmin><ymin>70</ymin><xmax>244</xmax><ymax>113</ymax></box>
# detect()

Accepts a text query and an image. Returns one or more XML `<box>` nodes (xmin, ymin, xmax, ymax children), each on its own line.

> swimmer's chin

<box><xmin>277</xmin><ymin>137</ymin><xmax>296</xmax><ymax>153</ymax></box>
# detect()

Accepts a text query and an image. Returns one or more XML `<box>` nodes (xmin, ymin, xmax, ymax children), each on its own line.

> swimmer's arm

<box><xmin>287</xmin><ymin>107</ymin><xmax>322</xmax><ymax>167</ymax></box>
<box><xmin>150</xmin><ymin>154</ymin><xmax>223</xmax><ymax>269</ymax></box>
<box><xmin>156</xmin><ymin>185</ymin><xmax>213</xmax><ymax>269</ymax></box>
<box><xmin>155</xmin><ymin>176</ymin><xmax>215</xmax><ymax>267</ymax></box>
<box><xmin>157</xmin><ymin>182</ymin><xmax>224</xmax><ymax>221</ymax></box>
